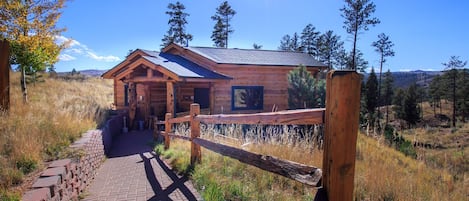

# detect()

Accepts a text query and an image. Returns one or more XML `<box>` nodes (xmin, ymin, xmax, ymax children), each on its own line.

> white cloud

<box><xmin>398</xmin><ymin>69</ymin><xmax>412</xmax><ymax>72</ymax></box>
<box><xmin>86</xmin><ymin>52</ymin><xmax>120</xmax><ymax>62</ymax></box>
<box><xmin>56</xmin><ymin>35</ymin><xmax>121</xmax><ymax>63</ymax></box>
<box><xmin>66</xmin><ymin>48</ymin><xmax>83</xmax><ymax>54</ymax></box>
<box><xmin>59</xmin><ymin>54</ymin><xmax>76</xmax><ymax>61</ymax></box>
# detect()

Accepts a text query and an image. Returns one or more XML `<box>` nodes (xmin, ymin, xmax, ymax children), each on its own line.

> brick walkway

<box><xmin>83</xmin><ymin>130</ymin><xmax>202</xmax><ymax>201</ymax></box>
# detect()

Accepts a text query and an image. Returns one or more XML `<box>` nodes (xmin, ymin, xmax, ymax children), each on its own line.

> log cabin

<box><xmin>102</xmin><ymin>43</ymin><xmax>326</xmax><ymax>127</ymax></box>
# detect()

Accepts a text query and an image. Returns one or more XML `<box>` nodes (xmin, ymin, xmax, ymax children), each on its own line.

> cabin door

<box><xmin>194</xmin><ymin>88</ymin><xmax>209</xmax><ymax>109</ymax></box>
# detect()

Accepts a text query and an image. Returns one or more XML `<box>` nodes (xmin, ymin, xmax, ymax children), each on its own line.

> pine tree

<box><xmin>382</xmin><ymin>69</ymin><xmax>394</xmax><ymax>125</ymax></box>
<box><xmin>344</xmin><ymin>50</ymin><xmax>368</xmax><ymax>73</ymax></box>
<box><xmin>252</xmin><ymin>43</ymin><xmax>262</xmax><ymax>49</ymax></box>
<box><xmin>403</xmin><ymin>84</ymin><xmax>421</xmax><ymax>128</ymax></box>
<box><xmin>457</xmin><ymin>69</ymin><xmax>469</xmax><ymax>122</ymax></box>
<box><xmin>278</xmin><ymin>33</ymin><xmax>302</xmax><ymax>52</ymax></box>
<box><xmin>287</xmin><ymin>65</ymin><xmax>325</xmax><ymax>109</ymax></box>
<box><xmin>300</xmin><ymin>24</ymin><xmax>320</xmax><ymax>57</ymax></box>
<box><xmin>393</xmin><ymin>88</ymin><xmax>405</xmax><ymax>120</ymax></box>
<box><xmin>428</xmin><ymin>75</ymin><xmax>440</xmax><ymax>116</ymax></box>
<box><xmin>317</xmin><ymin>30</ymin><xmax>345</xmax><ymax>70</ymax></box>
<box><xmin>372</xmin><ymin>33</ymin><xmax>395</xmax><ymax>129</ymax></box>
<box><xmin>442</xmin><ymin>56</ymin><xmax>467</xmax><ymax>127</ymax></box>
<box><xmin>1</xmin><ymin>0</ymin><xmax>67</xmax><ymax>103</ymax></box>
<box><xmin>211</xmin><ymin>1</ymin><xmax>236</xmax><ymax>48</ymax></box>
<box><xmin>341</xmin><ymin>0</ymin><xmax>380</xmax><ymax>70</ymax></box>
<box><xmin>161</xmin><ymin>2</ymin><xmax>193</xmax><ymax>48</ymax></box>
<box><xmin>365</xmin><ymin>68</ymin><xmax>379</xmax><ymax>130</ymax></box>
<box><xmin>211</xmin><ymin>18</ymin><xmax>225</xmax><ymax>47</ymax></box>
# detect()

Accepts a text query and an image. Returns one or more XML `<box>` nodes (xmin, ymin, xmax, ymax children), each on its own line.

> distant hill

<box><xmin>79</xmin><ymin>69</ymin><xmax>107</xmax><ymax>77</ymax></box>
<box><xmin>363</xmin><ymin>70</ymin><xmax>442</xmax><ymax>89</ymax></box>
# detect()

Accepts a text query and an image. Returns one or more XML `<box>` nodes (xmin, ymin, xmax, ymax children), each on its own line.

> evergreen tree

<box><xmin>382</xmin><ymin>69</ymin><xmax>394</xmax><ymax>125</ymax></box>
<box><xmin>211</xmin><ymin>1</ymin><xmax>236</xmax><ymax>48</ymax></box>
<box><xmin>442</xmin><ymin>56</ymin><xmax>467</xmax><ymax>127</ymax></box>
<box><xmin>341</xmin><ymin>0</ymin><xmax>380</xmax><ymax>70</ymax></box>
<box><xmin>428</xmin><ymin>75</ymin><xmax>443</xmax><ymax>116</ymax></box>
<box><xmin>1</xmin><ymin>0</ymin><xmax>67</xmax><ymax>103</ymax></box>
<box><xmin>403</xmin><ymin>84</ymin><xmax>421</xmax><ymax>127</ymax></box>
<box><xmin>252</xmin><ymin>43</ymin><xmax>262</xmax><ymax>49</ymax></box>
<box><xmin>317</xmin><ymin>30</ymin><xmax>345</xmax><ymax>71</ymax></box>
<box><xmin>365</xmin><ymin>68</ymin><xmax>378</xmax><ymax>130</ymax></box>
<box><xmin>372</xmin><ymin>33</ymin><xmax>395</xmax><ymax>129</ymax></box>
<box><xmin>161</xmin><ymin>2</ymin><xmax>193</xmax><ymax>48</ymax></box>
<box><xmin>393</xmin><ymin>88</ymin><xmax>405</xmax><ymax>120</ymax></box>
<box><xmin>278</xmin><ymin>33</ymin><xmax>302</xmax><ymax>52</ymax></box>
<box><xmin>300</xmin><ymin>24</ymin><xmax>320</xmax><ymax>57</ymax></box>
<box><xmin>457</xmin><ymin>69</ymin><xmax>469</xmax><ymax>122</ymax></box>
<box><xmin>211</xmin><ymin>18</ymin><xmax>225</xmax><ymax>47</ymax></box>
<box><xmin>343</xmin><ymin>50</ymin><xmax>368</xmax><ymax>73</ymax></box>
<box><xmin>287</xmin><ymin>65</ymin><xmax>325</xmax><ymax>109</ymax></box>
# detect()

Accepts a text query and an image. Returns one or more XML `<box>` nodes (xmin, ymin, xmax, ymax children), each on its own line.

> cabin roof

<box><xmin>184</xmin><ymin>46</ymin><xmax>327</xmax><ymax>67</ymax></box>
<box><xmin>140</xmin><ymin>51</ymin><xmax>231</xmax><ymax>79</ymax></box>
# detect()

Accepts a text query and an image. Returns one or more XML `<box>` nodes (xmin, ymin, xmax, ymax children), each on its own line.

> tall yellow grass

<box><xmin>0</xmin><ymin>72</ymin><xmax>112</xmax><ymax>197</ymax></box>
<box><xmin>160</xmin><ymin>129</ymin><xmax>466</xmax><ymax>200</ymax></box>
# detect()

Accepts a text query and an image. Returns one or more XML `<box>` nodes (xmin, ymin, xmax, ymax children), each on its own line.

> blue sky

<box><xmin>54</xmin><ymin>0</ymin><xmax>469</xmax><ymax>72</ymax></box>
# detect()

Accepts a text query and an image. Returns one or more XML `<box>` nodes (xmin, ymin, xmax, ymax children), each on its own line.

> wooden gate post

<box><xmin>164</xmin><ymin>113</ymin><xmax>172</xmax><ymax>150</ymax></box>
<box><xmin>190</xmin><ymin>103</ymin><xmax>201</xmax><ymax>165</ymax></box>
<box><xmin>0</xmin><ymin>39</ymin><xmax>10</xmax><ymax>112</ymax></box>
<box><xmin>322</xmin><ymin>70</ymin><xmax>361</xmax><ymax>201</ymax></box>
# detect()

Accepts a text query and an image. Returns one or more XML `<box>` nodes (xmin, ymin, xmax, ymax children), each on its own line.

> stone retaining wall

<box><xmin>22</xmin><ymin>113</ymin><xmax>126</xmax><ymax>201</ymax></box>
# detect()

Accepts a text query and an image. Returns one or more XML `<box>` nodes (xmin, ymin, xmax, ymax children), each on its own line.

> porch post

<box><xmin>128</xmin><ymin>82</ymin><xmax>137</xmax><ymax>129</ymax></box>
<box><xmin>144</xmin><ymin>84</ymin><xmax>151</xmax><ymax>125</ymax></box>
<box><xmin>209</xmin><ymin>82</ymin><xmax>215</xmax><ymax>115</ymax></box>
<box><xmin>166</xmin><ymin>81</ymin><xmax>174</xmax><ymax>117</ymax></box>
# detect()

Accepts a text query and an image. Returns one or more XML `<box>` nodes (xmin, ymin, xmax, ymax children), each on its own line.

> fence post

<box><xmin>322</xmin><ymin>70</ymin><xmax>361</xmax><ymax>201</ymax></box>
<box><xmin>0</xmin><ymin>39</ymin><xmax>10</xmax><ymax>112</ymax></box>
<box><xmin>190</xmin><ymin>103</ymin><xmax>201</xmax><ymax>165</ymax></box>
<box><xmin>164</xmin><ymin>113</ymin><xmax>172</xmax><ymax>150</ymax></box>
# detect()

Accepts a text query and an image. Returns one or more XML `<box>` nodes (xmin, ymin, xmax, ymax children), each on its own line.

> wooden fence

<box><xmin>154</xmin><ymin>70</ymin><xmax>361</xmax><ymax>201</ymax></box>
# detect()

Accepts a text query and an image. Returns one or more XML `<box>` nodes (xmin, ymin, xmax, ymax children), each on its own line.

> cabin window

<box><xmin>124</xmin><ymin>84</ymin><xmax>129</xmax><ymax>106</ymax></box>
<box><xmin>231</xmin><ymin>86</ymin><xmax>264</xmax><ymax>110</ymax></box>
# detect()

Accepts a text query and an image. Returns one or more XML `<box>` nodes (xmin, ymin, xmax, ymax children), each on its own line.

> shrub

<box><xmin>15</xmin><ymin>156</ymin><xmax>37</xmax><ymax>175</ymax></box>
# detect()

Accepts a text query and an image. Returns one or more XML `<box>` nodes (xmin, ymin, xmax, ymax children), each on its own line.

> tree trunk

<box><xmin>21</xmin><ymin>66</ymin><xmax>28</xmax><ymax>103</ymax></box>
<box><xmin>377</xmin><ymin>55</ymin><xmax>383</xmax><ymax>133</ymax></box>
<box><xmin>452</xmin><ymin>73</ymin><xmax>456</xmax><ymax>127</ymax></box>
<box><xmin>352</xmin><ymin>30</ymin><xmax>357</xmax><ymax>71</ymax></box>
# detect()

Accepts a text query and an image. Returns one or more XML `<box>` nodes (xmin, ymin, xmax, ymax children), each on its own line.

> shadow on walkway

<box><xmin>86</xmin><ymin>130</ymin><xmax>201</xmax><ymax>201</ymax></box>
<box><xmin>138</xmin><ymin>152</ymin><xmax>198</xmax><ymax>201</ymax></box>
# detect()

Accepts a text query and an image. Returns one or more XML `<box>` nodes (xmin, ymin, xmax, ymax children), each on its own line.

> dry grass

<box><xmin>0</xmin><ymin>72</ymin><xmax>113</xmax><ymax>198</ymax></box>
<box><xmin>160</xmin><ymin>124</ymin><xmax>467</xmax><ymax>200</ymax></box>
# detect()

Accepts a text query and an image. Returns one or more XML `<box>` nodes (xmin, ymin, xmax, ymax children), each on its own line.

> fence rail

<box><xmin>154</xmin><ymin>70</ymin><xmax>360</xmax><ymax>201</ymax></box>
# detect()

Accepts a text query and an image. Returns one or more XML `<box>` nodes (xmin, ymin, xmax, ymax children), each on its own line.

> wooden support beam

<box><xmin>147</xmin><ymin>68</ymin><xmax>153</xmax><ymax>78</ymax></box>
<box><xmin>209</xmin><ymin>83</ymin><xmax>215</xmax><ymax>115</ymax></box>
<box><xmin>164</xmin><ymin>113</ymin><xmax>172</xmax><ymax>149</ymax></box>
<box><xmin>128</xmin><ymin>82</ymin><xmax>137</xmax><ymax>129</ymax></box>
<box><xmin>190</xmin><ymin>104</ymin><xmax>201</xmax><ymax>165</ymax></box>
<box><xmin>192</xmin><ymin>137</ymin><xmax>322</xmax><ymax>186</ymax></box>
<box><xmin>322</xmin><ymin>70</ymin><xmax>361</xmax><ymax>201</ymax></box>
<box><xmin>166</xmin><ymin>81</ymin><xmax>174</xmax><ymax>116</ymax></box>
<box><xmin>196</xmin><ymin>108</ymin><xmax>325</xmax><ymax>125</ymax></box>
<box><xmin>144</xmin><ymin>85</ymin><xmax>150</xmax><ymax>124</ymax></box>
<box><xmin>0</xmin><ymin>40</ymin><xmax>10</xmax><ymax>112</ymax></box>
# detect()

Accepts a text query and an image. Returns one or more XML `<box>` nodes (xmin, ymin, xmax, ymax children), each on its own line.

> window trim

<box><xmin>231</xmin><ymin>86</ymin><xmax>264</xmax><ymax>111</ymax></box>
